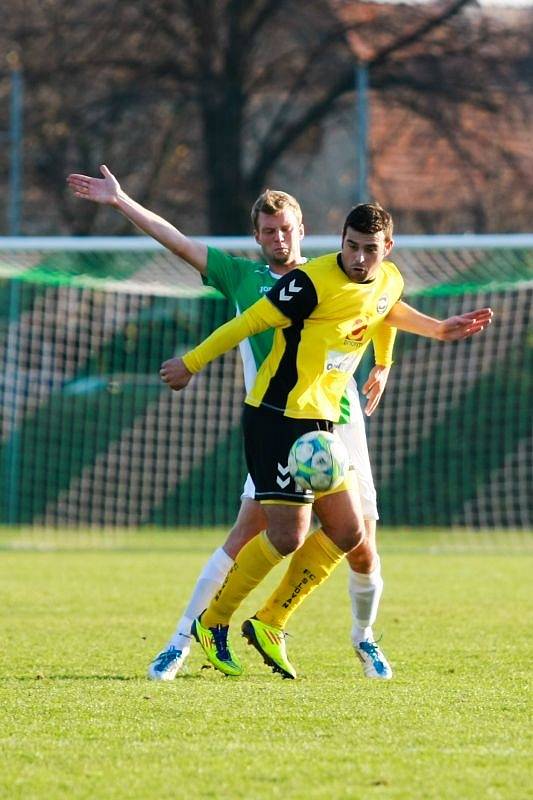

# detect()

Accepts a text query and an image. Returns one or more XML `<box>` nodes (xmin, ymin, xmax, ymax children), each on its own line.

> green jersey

<box><xmin>203</xmin><ymin>247</ymin><xmax>282</xmax><ymax>392</ymax></box>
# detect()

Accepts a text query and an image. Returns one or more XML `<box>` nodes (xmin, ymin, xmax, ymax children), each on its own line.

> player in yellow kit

<box><xmin>160</xmin><ymin>203</ymin><xmax>492</xmax><ymax>679</ymax></box>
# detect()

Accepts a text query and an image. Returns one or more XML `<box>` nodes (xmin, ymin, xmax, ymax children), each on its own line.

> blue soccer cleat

<box><xmin>148</xmin><ymin>645</ymin><xmax>189</xmax><ymax>681</ymax></box>
<box><xmin>353</xmin><ymin>638</ymin><xmax>393</xmax><ymax>679</ymax></box>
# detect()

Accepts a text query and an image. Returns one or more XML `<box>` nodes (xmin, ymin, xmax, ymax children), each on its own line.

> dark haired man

<box><xmin>160</xmin><ymin>202</ymin><xmax>492</xmax><ymax>679</ymax></box>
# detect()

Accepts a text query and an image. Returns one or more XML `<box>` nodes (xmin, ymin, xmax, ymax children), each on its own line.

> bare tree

<box><xmin>1</xmin><ymin>0</ymin><xmax>530</xmax><ymax>234</ymax></box>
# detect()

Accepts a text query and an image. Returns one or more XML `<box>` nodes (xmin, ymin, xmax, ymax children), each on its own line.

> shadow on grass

<box><xmin>1</xmin><ymin>669</ymin><xmax>217</xmax><ymax>683</ymax></box>
<box><xmin>0</xmin><ymin>674</ymin><xmax>140</xmax><ymax>682</ymax></box>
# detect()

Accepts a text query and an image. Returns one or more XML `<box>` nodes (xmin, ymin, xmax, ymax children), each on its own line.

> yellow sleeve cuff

<box><xmin>372</xmin><ymin>322</ymin><xmax>397</xmax><ymax>367</ymax></box>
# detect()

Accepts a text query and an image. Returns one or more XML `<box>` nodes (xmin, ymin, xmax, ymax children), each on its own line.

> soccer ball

<box><xmin>288</xmin><ymin>430</ymin><xmax>348</xmax><ymax>492</ymax></box>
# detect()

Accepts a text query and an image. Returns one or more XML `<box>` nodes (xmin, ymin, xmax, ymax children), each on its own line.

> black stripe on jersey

<box><xmin>265</xmin><ymin>269</ymin><xmax>318</xmax><ymax>321</ymax></box>
<box><xmin>262</xmin><ymin>319</ymin><xmax>304</xmax><ymax>410</ymax></box>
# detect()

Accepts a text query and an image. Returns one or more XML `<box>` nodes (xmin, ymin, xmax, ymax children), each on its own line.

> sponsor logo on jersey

<box><xmin>325</xmin><ymin>351</ymin><xmax>360</xmax><ymax>373</ymax></box>
<box><xmin>376</xmin><ymin>294</ymin><xmax>389</xmax><ymax>314</ymax></box>
<box><xmin>259</xmin><ymin>285</ymin><xmax>273</xmax><ymax>294</ymax></box>
<box><xmin>343</xmin><ymin>316</ymin><xmax>369</xmax><ymax>345</ymax></box>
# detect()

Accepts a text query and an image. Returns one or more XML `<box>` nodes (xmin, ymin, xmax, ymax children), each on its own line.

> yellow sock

<box><xmin>202</xmin><ymin>531</ymin><xmax>284</xmax><ymax>627</ymax></box>
<box><xmin>256</xmin><ymin>529</ymin><xmax>345</xmax><ymax>629</ymax></box>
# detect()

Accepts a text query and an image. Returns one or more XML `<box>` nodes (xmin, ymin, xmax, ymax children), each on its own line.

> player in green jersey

<box><xmin>67</xmin><ymin>167</ymin><xmax>397</xmax><ymax>679</ymax></box>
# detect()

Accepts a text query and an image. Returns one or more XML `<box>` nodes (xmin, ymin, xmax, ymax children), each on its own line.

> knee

<box><xmin>327</xmin><ymin>522</ymin><xmax>365</xmax><ymax>554</ymax></box>
<box><xmin>267</xmin><ymin>527</ymin><xmax>306</xmax><ymax>557</ymax></box>
<box><xmin>346</xmin><ymin>533</ymin><xmax>377</xmax><ymax>571</ymax></box>
<box><xmin>223</xmin><ymin>523</ymin><xmax>258</xmax><ymax>559</ymax></box>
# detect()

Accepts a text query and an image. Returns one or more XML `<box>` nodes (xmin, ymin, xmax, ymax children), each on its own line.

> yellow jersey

<box><xmin>183</xmin><ymin>252</ymin><xmax>404</xmax><ymax>422</ymax></box>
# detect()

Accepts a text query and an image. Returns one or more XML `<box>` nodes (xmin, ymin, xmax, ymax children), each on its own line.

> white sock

<box><xmin>348</xmin><ymin>556</ymin><xmax>384</xmax><ymax>644</ymax></box>
<box><xmin>168</xmin><ymin>547</ymin><xmax>234</xmax><ymax>651</ymax></box>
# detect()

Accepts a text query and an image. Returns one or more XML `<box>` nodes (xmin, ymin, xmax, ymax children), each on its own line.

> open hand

<box><xmin>67</xmin><ymin>164</ymin><xmax>121</xmax><ymax>205</ymax></box>
<box><xmin>362</xmin><ymin>365</ymin><xmax>390</xmax><ymax>417</ymax></box>
<box><xmin>437</xmin><ymin>308</ymin><xmax>493</xmax><ymax>341</ymax></box>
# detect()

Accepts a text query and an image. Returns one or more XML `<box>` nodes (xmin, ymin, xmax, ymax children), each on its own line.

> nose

<box><xmin>353</xmin><ymin>249</ymin><xmax>364</xmax><ymax>264</ymax></box>
<box><xmin>274</xmin><ymin>229</ymin><xmax>285</xmax><ymax>243</ymax></box>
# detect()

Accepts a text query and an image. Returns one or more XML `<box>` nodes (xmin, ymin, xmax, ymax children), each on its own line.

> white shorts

<box><xmin>241</xmin><ymin>473</ymin><xmax>257</xmax><ymax>501</ymax></box>
<box><xmin>336</xmin><ymin>422</ymin><xmax>378</xmax><ymax>521</ymax></box>
<box><xmin>240</xmin><ymin>382</ymin><xmax>378</xmax><ymax>520</ymax></box>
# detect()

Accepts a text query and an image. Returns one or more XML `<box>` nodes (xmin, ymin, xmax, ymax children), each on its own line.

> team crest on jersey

<box><xmin>376</xmin><ymin>294</ymin><xmax>389</xmax><ymax>314</ymax></box>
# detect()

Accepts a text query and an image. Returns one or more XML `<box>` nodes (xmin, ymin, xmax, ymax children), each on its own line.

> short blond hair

<box><xmin>251</xmin><ymin>189</ymin><xmax>303</xmax><ymax>232</ymax></box>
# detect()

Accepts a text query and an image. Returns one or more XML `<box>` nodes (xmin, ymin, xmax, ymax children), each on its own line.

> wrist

<box><xmin>435</xmin><ymin>321</ymin><xmax>446</xmax><ymax>341</ymax></box>
<box><xmin>113</xmin><ymin>188</ymin><xmax>129</xmax><ymax>210</ymax></box>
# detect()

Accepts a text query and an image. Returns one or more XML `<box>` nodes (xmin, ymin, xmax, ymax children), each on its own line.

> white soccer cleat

<box><xmin>353</xmin><ymin>638</ymin><xmax>393</xmax><ymax>680</ymax></box>
<box><xmin>148</xmin><ymin>644</ymin><xmax>190</xmax><ymax>681</ymax></box>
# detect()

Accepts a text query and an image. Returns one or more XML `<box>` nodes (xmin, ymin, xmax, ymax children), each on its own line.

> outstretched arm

<box><xmin>385</xmin><ymin>301</ymin><xmax>493</xmax><ymax>340</ymax></box>
<box><xmin>160</xmin><ymin>297</ymin><xmax>289</xmax><ymax>391</ymax></box>
<box><xmin>67</xmin><ymin>165</ymin><xmax>208</xmax><ymax>274</ymax></box>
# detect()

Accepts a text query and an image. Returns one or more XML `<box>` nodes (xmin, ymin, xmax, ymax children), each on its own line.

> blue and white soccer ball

<box><xmin>288</xmin><ymin>430</ymin><xmax>348</xmax><ymax>492</ymax></box>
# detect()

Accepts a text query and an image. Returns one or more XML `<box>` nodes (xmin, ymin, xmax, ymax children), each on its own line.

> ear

<box><xmin>384</xmin><ymin>238</ymin><xmax>394</xmax><ymax>257</ymax></box>
<box><xmin>253</xmin><ymin>229</ymin><xmax>261</xmax><ymax>245</ymax></box>
<box><xmin>299</xmin><ymin>223</ymin><xmax>305</xmax><ymax>240</ymax></box>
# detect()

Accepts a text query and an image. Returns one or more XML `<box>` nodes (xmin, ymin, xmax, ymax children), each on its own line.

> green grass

<box><xmin>0</xmin><ymin>528</ymin><xmax>531</xmax><ymax>800</ymax></box>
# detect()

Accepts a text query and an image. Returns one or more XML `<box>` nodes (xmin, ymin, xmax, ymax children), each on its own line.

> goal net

<box><xmin>0</xmin><ymin>234</ymin><xmax>531</xmax><ymax>531</ymax></box>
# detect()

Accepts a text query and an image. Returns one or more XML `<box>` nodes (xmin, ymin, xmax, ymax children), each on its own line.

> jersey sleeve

<box><xmin>372</xmin><ymin>324</ymin><xmax>397</xmax><ymax>367</ymax></box>
<box><xmin>265</xmin><ymin>269</ymin><xmax>318</xmax><ymax>321</ymax></box>
<box><xmin>202</xmin><ymin>247</ymin><xmax>246</xmax><ymax>298</ymax></box>
<box><xmin>183</xmin><ymin>296</ymin><xmax>289</xmax><ymax>373</ymax></box>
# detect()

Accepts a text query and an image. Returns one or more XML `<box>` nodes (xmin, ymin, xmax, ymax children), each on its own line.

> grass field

<box><xmin>1</xmin><ymin>528</ymin><xmax>531</xmax><ymax>800</ymax></box>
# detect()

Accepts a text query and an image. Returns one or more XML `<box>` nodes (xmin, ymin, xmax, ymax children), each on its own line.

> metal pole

<box><xmin>3</xmin><ymin>278</ymin><xmax>22</xmax><ymax>524</ymax></box>
<box><xmin>356</xmin><ymin>61</ymin><xmax>369</xmax><ymax>204</ymax></box>
<box><xmin>2</xmin><ymin>55</ymin><xmax>23</xmax><ymax>521</ymax></box>
<box><xmin>8</xmin><ymin>57</ymin><xmax>23</xmax><ymax>236</ymax></box>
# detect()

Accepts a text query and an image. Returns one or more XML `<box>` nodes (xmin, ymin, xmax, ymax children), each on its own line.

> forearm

<box><xmin>386</xmin><ymin>301</ymin><xmax>442</xmax><ymax>339</ymax></box>
<box><xmin>114</xmin><ymin>190</ymin><xmax>207</xmax><ymax>269</ymax></box>
<box><xmin>183</xmin><ymin>298</ymin><xmax>287</xmax><ymax>373</ymax></box>
<box><xmin>372</xmin><ymin>323</ymin><xmax>397</xmax><ymax>366</ymax></box>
